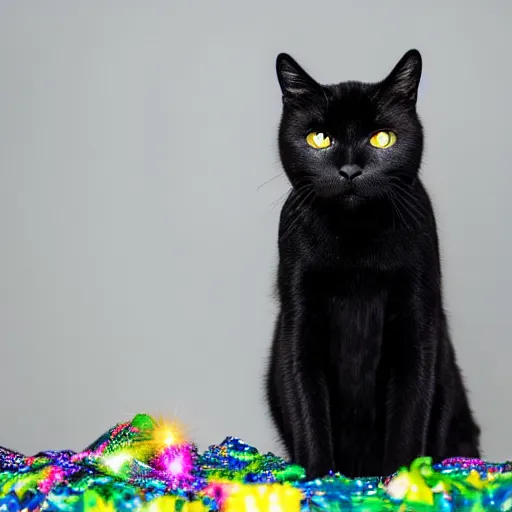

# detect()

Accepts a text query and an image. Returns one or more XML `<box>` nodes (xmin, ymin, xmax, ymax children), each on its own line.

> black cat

<box><xmin>266</xmin><ymin>49</ymin><xmax>480</xmax><ymax>479</ymax></box>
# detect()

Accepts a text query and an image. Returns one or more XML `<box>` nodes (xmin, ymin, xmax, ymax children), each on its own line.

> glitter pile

<box><xmin>1</xmin><ymin>414</ymin><xmax>512</xmax><ymax>511</ymax></box>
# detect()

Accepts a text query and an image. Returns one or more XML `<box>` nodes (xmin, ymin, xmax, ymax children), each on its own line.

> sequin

<box><xmin>1</xmin><ymin>413</ymin><xmax>512</xmax><ymax>511</ymax></box>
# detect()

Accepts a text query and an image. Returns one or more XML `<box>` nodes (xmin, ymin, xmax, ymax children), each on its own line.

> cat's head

<box><xmin>276</xmin><ymin>50</ymin><xmax>423</xmax><ymax>210</ymax></box>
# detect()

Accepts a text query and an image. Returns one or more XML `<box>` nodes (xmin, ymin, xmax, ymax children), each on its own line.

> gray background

<box><xmin>1</xmin><ymin>1</ymin><xmax>511</xmax><ymax>461</ymax></box>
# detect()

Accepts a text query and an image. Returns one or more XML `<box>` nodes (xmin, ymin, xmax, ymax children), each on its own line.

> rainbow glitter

<box><xmin>1</xmin><ymin>414</ymin><xmax>512</xmax><ymax>511</ymax></box>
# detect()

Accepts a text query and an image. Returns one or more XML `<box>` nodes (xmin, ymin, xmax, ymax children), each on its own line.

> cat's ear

<box><xmin>276</xmin><ymin>53</ymin><xmax>321</xmax><ymax>101</ymax></box>
<box><xmin>381</xmin><ymin>49</ymin><xmax>422</xmax><ymax>104</ymax></box>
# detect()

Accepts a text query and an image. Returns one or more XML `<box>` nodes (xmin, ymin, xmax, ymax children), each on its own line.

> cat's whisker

<box><xmin>400</xmin><ymin>196</ymin><xmax>427</xmax><ymax>225</ymax></box>
<box><xmin>387</xmin><ymin>189</ymin><xmax>411</xmax><ymax>230</ymax></box>
<box><xmin>282</xmin><ymin>186</ymin><xmax>314</xmax><ymax>219</ymax></box>
<box><xmin>386</xmin><ymin>191</ymin><xmax>399</xmax><ymax>231</ymax></box>
<box><xmin>391</xmin><ymin>184</ymin><xmax>429</xmax><ymax>223</ymax></box>
<box><xmin>279</xmin><ymin>188</ymin><xmax>315</xmax><ymax>241</ymax></box>
<box><xmin>387</xmin><ymin>186</ymin><xmax>418</xmax><ymax>226</ymax></box>
<box><xmin>270</xmin><ymin>190</ymin><xmax>291</xmax><ymax>211</ymax></box>
<box><xmin>385</xmin><ymin>178</ymin><xmax>427</xmax><ymax>230</ymax></box>
<box><xmin>269</xmin><ymin>182</ymin><xmax>312</xmax><ymax>211</ymax></box>
<box><xmin>391</xmin><ymin>191</ymin><xmax>424</xmax><ymax>229</ymax></box>
<box><xmin>266</xmin><ymin>176</ymin><xmax>314</xmax><ymax>211</ymax></box>
<box><xmin>388</xmin><ymin>178</ymin><xmax>430</xmax><ymax>219</ymax></box>
<box><xmin>257</xmin><ymin>173</ymin><xmax>284</xmax><ymax>192</ymax></box>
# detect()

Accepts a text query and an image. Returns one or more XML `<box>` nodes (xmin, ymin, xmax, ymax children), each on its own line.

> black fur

<box><xmin>266</xmin><ymin>50</ymin><xmax>480</xmax><ymax>479</ymax></box>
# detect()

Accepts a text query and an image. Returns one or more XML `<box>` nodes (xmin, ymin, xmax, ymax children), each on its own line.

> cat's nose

<box><xmin>339</xmin><ymin>165</ymin><xmax>362</xmax><ymax>181</ymax></box>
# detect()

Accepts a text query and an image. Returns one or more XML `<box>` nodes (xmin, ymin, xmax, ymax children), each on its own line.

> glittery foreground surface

<box><xmin>1</xmin><ymin>414</ymin><xmax>512</xmax><ymax>511</ymax></box>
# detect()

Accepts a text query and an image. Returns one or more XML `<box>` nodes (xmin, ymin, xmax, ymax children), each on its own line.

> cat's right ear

<box><xmin>276</xmin><ymin>53</ymin><xmax>321</xmax><ymax>102</ymax></box>
<box><xmin>380</xmin><ymin>49</ymin><xmax>422</xmax><ymax>104</ymax></box>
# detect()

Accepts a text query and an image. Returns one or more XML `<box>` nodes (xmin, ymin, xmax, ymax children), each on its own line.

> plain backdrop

<box><xmin>1</xmin><ymin>1</ymin><xmax>511</xmax><ymax>461</ymax></box>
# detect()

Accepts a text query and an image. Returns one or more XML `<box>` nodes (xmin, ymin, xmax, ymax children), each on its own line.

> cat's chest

<box><xmin>296</xmin><ymin>224</ymin><xmax>404</xmax><ymax>274</ymax></box>
<box><xmin>325</xmin><ymin>291</ymin><xmax>386</xmax><ymax>356</ymax></box>
<box><xmin>304</xmin><ymin>271</ymin><xmax>388</xmax><ymax>385</ymax></box>
<box><xmin>324</xmin><ymin>292</ymin><xmax>386</xmax><ymax>404</ymax></box>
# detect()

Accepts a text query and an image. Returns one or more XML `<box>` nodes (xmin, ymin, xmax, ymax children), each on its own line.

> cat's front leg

<box><xmin>382</xmin><ymin>292</ymin><xmax>437</xmax><ymax>475</ymax></box>
<box><xmin>277</xmin><ymin>312</ymin><xmax>335</xmax><ymax>478</ymax></box>
<box><xmin>383</xmin><ymin>359</ymin><xmax>435</xmax><ymax>474</ymax></box>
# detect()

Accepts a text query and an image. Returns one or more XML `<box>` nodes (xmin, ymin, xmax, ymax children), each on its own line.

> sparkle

<box><xmin>0</xmin><ymin>413</ymin><xmax>511</xmax><ymax>511</ymax></box>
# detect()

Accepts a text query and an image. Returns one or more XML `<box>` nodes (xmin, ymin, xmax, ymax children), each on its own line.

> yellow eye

<box><xmin>369</xmin><ymin>130</ymin><xmax>397</xmax><ymax>149</ymax></box>
<box><xmin>306</xmin><ymin>131</ymin><xmax>331</xmax><ymax>149</ymax></box>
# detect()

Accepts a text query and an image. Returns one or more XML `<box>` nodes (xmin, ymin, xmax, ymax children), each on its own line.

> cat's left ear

<box><xmin>276</xmin><ymin>53</ymin><xmax>322</xmax><ymax>101</ymax></box>
<box><xmin>381</xmin><ymin>49</ymin><xmax>422</xmax><ymax>104</ymax></box>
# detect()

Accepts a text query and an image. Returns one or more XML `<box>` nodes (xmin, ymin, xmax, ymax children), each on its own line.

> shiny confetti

<box><xmin>1</xmin><ymin>413</ymin><xmax>512</xmax><ymax>511</ymax></box>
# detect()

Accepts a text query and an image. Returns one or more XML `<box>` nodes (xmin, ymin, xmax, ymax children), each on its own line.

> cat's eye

<box><xmin>306</xmin><ymin>132</ymin><xmax>331</xmax><ymax>149</ymax></box>
<box><xmin>369</xmin><ymin>130</ymin><xmax>397</xmax><ymax>149</ymax></box>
